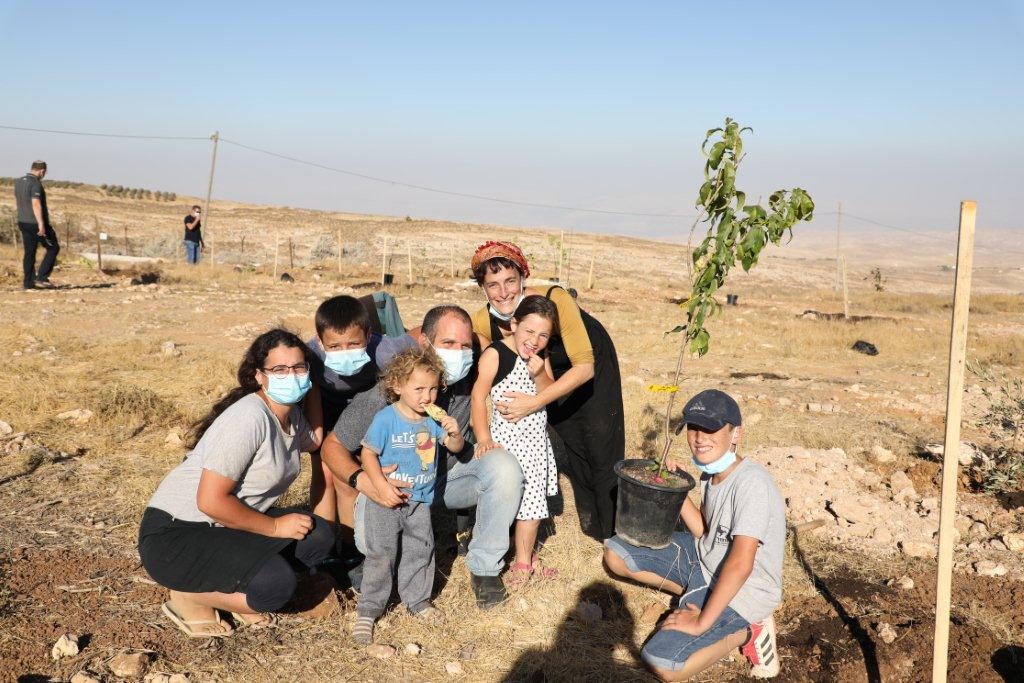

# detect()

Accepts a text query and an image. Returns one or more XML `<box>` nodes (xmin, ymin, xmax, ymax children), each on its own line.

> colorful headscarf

<box><xmin>470</xmin><ymin>240</ymin><xmax>531</xmax><ymax>279</ymax></box>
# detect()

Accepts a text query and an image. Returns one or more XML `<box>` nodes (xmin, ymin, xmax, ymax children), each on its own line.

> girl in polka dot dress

<box><xmin>471</xmin><ymin>295</ymin><xmax>559</xmax><ymax>584</ymax></box>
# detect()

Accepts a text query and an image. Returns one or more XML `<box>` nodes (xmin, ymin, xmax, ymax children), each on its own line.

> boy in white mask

<box><xmin>603</xmin><ymin>389</ymin><xmax>785</xmax><ymax>681</ymax></box>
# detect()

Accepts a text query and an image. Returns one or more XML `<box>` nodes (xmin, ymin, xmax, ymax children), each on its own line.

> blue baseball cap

<box><xmin>682</xmin><ymin>389</ymin><xmax>742</xmax><ymax>431</ymax></box>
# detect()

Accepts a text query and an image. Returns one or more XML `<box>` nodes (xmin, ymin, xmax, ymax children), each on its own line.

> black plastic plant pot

<box><xmin>613</xmin><ymin>459</ymin><xmax>696</xmax><ymax>549</ymax></box>
<box><xmin>383</xmin><ymin>273</ymin><xmax>394</xmax><ymax>285</ymax></box>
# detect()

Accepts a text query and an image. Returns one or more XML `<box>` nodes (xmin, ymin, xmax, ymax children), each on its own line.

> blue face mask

<box><xmin>693</xmin><ymin>448</ymin><xmax>737</xmax><ymax>475</ymax></box>
<box><xmin>488</xmin><ymin>282</ymin><xmax>525</xmax><ymax>323</ymax></box>
<box><xmin>324</xmin><ymin>348</ymin><xmax>371</xmax><ymax>376</ymax></box>
<box><xmin>264</xmin><ymin>372</ymin><xmax>312</xmax><ymax>405</ymax></box>
<box><xmin>432</xmin><ymin>344</ymin><xmax>474</xmax><ymax>384</ymax></box>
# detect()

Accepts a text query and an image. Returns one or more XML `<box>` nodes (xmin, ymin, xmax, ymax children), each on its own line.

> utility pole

<box><xmin>834</xmin><ymin>201</ymin><xmax>842</xmax><ymax>291</ymax></box>
<box><xmin>203</xmin><ymin>131</ymin><xmax>219</xmax><ymax>266</ymax></box>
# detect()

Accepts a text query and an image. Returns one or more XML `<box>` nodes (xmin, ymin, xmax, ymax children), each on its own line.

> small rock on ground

<box><xmin>366</xmin><ymin>644</ymin><xmax>395</xmax><ymax>660</ymax></box>
<box><xmin>109</xmin><ymin>652</ymin><xmax>150</xmax><ymax>678</ymax></box>
<box><xmin>51</xmin><ymin>633</ymin><xmax>80</xmax><ymax>660</ymax></box>
<box><xmin>877</xmin><ymin>622</ymin><xmax>897</xmax><ymax>644</ymax></box>
<box><xmin>56</xmin><ymin>408</ymin><xmax>94</xmax><ymax>424</ymax></box>
<box><xmin>974</xmin><ymin>561</ymin><xmax>1007</xmax><ymax>577</ymax></box>
<box><xmin>404</xmin><ymin>643</ymin><xmax>422</xmax><ymax>656</ymax></box>
<box><xmin>445</xmin><ymin>661</ymin><xmax>465</xmax><ymax>676</ymax></box>
<box><xmin>71</xmin><ymin>673</ymin><xmax>100</xmax><ymax>683</ymax></box>
<box><xmin>0</xmin><ymin>420</ymin><xmax>12</xmax><ymax>435</ymax></box>
<box><xmin>899</xmin><ymin>541</ymin><xmax>935</xmax><ymax>559</ymax></box>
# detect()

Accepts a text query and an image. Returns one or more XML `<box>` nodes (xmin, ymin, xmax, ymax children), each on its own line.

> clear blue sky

<box><xmin>1</xmin><ymin>1</ymin><xmax>1021</xmax><ymax>238</ymax></box>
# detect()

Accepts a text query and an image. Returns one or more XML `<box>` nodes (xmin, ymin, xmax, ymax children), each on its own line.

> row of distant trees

<box><xmin>100</xmin><ymin>184</ymin><xmax>177</xmax><ymax>201</ymax></box>
<box><xmin>0</xmin><ymin>176</ymin><xmax>87</xmax><ymax>189</ymax></box>
<box><xmin>0</xmin><ymin>177</ymin><xmax>178</xmax><ymax>201</ymax></box>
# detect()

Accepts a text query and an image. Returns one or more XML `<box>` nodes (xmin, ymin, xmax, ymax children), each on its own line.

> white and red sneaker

<box><xmin>741</xmin><ymin>615</ymin><xmax>780</xmax><ymax>678</ymax></box>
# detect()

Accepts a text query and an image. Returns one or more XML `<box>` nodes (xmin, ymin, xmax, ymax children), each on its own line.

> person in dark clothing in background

<box><xmin>183</xmin><ymin>205</ymin><xmax>205</xmax><ymax>264</ymax></box>
<box><xmin>14</xmin><ymin>160</ymin><xmax>60</xmax><ymax>290</ymax></box>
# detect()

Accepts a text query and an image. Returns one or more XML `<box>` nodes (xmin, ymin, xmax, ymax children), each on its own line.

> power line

<box><xmin>0</xmin><ymin>123</ymin><xmax>207</xmax><ymax>142</ymax></box>
<box><xmin>219</xmin><ymin>138</ymin><xmax>693</xmax><ymax>219</ymax></box>
<box><xmin>3</xmin><ymin>121</ymin><xmax>1019</xmax><ymax>253</ymax></box>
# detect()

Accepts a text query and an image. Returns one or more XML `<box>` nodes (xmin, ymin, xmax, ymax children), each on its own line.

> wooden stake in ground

<box><xmin>841</xmin><ymin>255</ymin><xmax>849</xmax><ymax>318</ymax></box>
<box><xmin>95</xmin><ymin>228</ymin><xmax>103</xmax><ymax>272</ymax></box>
<box><xmin>288</xmin><ymin>237</ymin><xmax>294</xmax><ymax>269</ymax></box>
<box><xmin>834</xmin><ymin>201</ymin><xmax>842</xmax><ymax>291</ymax></box>
<box><xmin>931</xmin><ymin>200</ymin><xmax>977</xmax><ymax>683</ymax></box>
<box><xmin>240</xmin><ymin>235</ymin><xmax>246</xmax><ymax>261</ymax></box>
<box><xmin>407</xmin><ymin>244</ymin><xmax>413</xmax><ymax>285</ymax></box>
<box><xmin>450</xmin><ymin>244</ymin><xmax>455</xmax><ymax>279</ymax></box>
<box><xmin>557</xmin><ymin>230</ymin><xmax>564</xmax><ymax>282</ymax></box>
<box><xmin>273</xmin><ymin>230</ymin><xmax>280</xmax><ymax>279</ymax></box>
<box><xmin>203</xmin><ymin>131</ymin><xmax>219</xmax><ymax>267</ymax></box>
<box><xmin>587</xmin><ymin>252</ymin><xmax>595</xmax><ymax>290</ymax></box>
<box><xmin>337</xmin><ymin>227</ymin><xmax>343</xmax><ymax>274</ymax></box>
<box><xmin>380</xmin><ymin>236</ymin><xmax>387</xmax><ymax>287</ymax></box>
<box><xmin>123</xmin><ymin>226</ymin><xmax>129</xmax><ymax>256</ymax></box>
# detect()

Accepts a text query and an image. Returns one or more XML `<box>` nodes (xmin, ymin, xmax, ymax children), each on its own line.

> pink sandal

<box><xmin>529</xmin><ymin>554</ymin><xmax>557</xmax><ymax>580</ymax></box>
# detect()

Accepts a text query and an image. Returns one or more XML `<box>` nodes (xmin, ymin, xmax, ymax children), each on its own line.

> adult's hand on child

<box><xmin>661</xmin><ymin>603</ymin><xmax>708</xmax><ymax>636</ymax></box>
<box><xmin>474</xmin><ymin>439</ymin><xmax>502</xmax><ymax>459</ymax></box>
<box><xmin>271</xmin><ymin>513</ymin><xmax>313</xmax><ymax>540</ymax></box>
<box><xmin>498</xmin><ymin>391</ymin><xmax>541</xmax><ymax>422</ymax></box>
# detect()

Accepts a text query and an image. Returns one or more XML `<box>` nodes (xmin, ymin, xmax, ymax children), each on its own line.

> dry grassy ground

<box><xmin>1</xmin><ymin>187</ymin><xmax>1022</xmax><ymax>682</ymax></box>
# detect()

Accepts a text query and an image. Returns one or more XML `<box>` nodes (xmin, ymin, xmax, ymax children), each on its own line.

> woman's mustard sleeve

<box><xmin>550</xmin><ymin>288</ymin><xmax>595</xmax><ymax>365</ymax></box>
<box><xmin>472</xmin><ymin>306</ymin><xmax>493</xmax><ymax>342</ymax></box>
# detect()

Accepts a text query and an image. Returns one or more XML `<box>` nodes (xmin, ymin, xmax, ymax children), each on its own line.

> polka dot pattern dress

<box><xmin>489</xmin><ymin>344</ymin><xmax>557</xmax><ymax>521</ymax></box>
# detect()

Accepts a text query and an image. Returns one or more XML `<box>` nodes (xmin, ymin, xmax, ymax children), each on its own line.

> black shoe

<box><xmin>335</xmin><ymin>540</ymin><xmax>365</xmax><ymax>570</ymax></box>
<box><xmin>455</xmin><ymin>530</ymin><xmax>471</xmax><ymax>557</ymax></box>
<box><xmin>470</xmin><ymin>573</ymin><xmax>507</xmax><ymax>609</ymax></box>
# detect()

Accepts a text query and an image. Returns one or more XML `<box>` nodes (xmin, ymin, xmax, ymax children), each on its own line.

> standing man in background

<box><xmin>183</xmin><ymin>205</ymin><xmax>205</xmax><ymax>264</ymax></box>
<box><xmin>15</xmin><ymin>161</ymin><xmax>59</xmax><ymax>290</ymax></box>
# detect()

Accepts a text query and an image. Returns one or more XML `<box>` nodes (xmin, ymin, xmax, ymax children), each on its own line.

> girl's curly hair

<box><xmin>380</xmin><ymin>347</ymin><xmax>447</xmax><ymax>403</ymax></box>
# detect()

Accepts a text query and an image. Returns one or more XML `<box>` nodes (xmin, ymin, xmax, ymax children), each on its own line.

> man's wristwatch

<box><xmin>347</xmin><ymin>468</ymin><xmax>364</xmax><ymax>489</ymax></box>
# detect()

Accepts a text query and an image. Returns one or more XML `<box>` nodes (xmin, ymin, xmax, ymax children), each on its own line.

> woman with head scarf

<box><xmin>469</xmin><ymin>241</ymin><xmax>624</xmax><ymax>541</ymax></box>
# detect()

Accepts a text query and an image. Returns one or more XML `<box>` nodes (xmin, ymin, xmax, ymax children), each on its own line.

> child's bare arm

<box><xmin>679</xmin><ymin>496</ymin><xmax>705</xmax><ymax>537</ymax></box>
<box><xmin>439</xmin><ymin>415</ymin><xmax>465</xmax><ymax>453</ymax></box>
<box><xmin>471</xmin><ymin>348</ymin><xmax>500</xmax><ymax>456</ymax></box>
<box><xmin>663</xmin><ymin>535</ymin><xmax>758</xmax><ymax>635</ymax></box>
<box><xmin>303</xmin><ymin>384</ymin><xmax>324</xmax><ymax>449</ymax></box>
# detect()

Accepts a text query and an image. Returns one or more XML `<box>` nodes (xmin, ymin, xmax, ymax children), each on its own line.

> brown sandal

<box><xmin>162</xmin><ymin>601</ymin><xmax>234</xmax><ymax>639</ymax></box>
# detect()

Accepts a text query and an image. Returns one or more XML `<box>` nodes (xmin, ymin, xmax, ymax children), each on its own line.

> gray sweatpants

<box><xmin>355</xmin><ymin>496</ymin><xmax>434</xmax><ymax>618</ymax></box>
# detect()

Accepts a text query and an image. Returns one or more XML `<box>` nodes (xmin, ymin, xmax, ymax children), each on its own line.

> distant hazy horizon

<box><xmin>1</xmin><ymin>2</ymin><xmax>1022</xmax><ymax>241</ymax></box>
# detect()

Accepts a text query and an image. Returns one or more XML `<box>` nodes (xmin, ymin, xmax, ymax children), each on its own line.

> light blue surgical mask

<box><xmin>324</xmin><ymin>348</ymin><xmax>371</xmax><ymax>376</ymax></box>
<box><xmin>432</xmin><ymin>344</ymin><xmax>474</xmax><ymax>384</ymax></box>
<box><xmin>693</xmin><ymin>448</ymin><xmax>737</xmax><ymax>475</ymax></box>
<box><xmin>264</xmin><ymin>373</ymin><xmax>312</xmax><ymax>405</ymax></box>
<box><xmin>488</xmin><ymin>285</ymin><xmax>525</xmax><ymax>323</ymax></box>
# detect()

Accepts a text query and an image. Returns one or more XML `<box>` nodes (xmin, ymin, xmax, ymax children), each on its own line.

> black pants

<box><xmin>19</xmin><ymin>222</ymin><xmax>59</xmax><ymax>288</ymax></box>
<box><xmin>549</xmin><ymin>320</ymin><xmax>625</xmax><ymax>541</ymax></box>
<box><xmin>139</xmin><ymin>507</ymin><xmax>334</xmax><ymax>613</ymax></box>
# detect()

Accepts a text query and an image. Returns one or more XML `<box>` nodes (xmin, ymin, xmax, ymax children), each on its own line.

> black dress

<box><xmin>487</xmin><ymin>287</ymin><xmax>625</xmax><ymax>540</ymax></box>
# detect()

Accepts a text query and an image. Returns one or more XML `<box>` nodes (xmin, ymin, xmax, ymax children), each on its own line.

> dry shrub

<box><xmin>90</xmin><ymin>383</ymin><xmax>181</xmax><ymax>427</ymax></box>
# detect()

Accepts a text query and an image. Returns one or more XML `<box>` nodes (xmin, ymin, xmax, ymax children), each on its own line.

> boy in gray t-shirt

<box><xmin>603</xmin><ymin>389</ymin><xmax>785</xmax><ymax>680</ymax></box>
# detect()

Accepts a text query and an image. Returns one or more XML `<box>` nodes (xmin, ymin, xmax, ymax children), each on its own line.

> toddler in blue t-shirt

<box><xmin>351</xmin><ymin>348</ymin><xmax>464</xmax><ymax>645</ymax></box>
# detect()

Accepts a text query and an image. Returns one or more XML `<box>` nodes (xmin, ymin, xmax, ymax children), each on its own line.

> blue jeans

<box><xmin>184</xmin><ymin>240</ymin><xmax>201</xmax><ymax>264</ymax></box>
<box><xmin>605</xmin><ymin>530</ymin><xmax>750</xmax><ymax>672</ymax></box>
<box><xmin>440</xmin><ymin>448</ymin><xmax>524</xmax><ymax>576</ymax></box>
<box><xmin>355</xmin><ymin>449</ymin><xmax>524</xmax><ymax>577</ymax></box>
